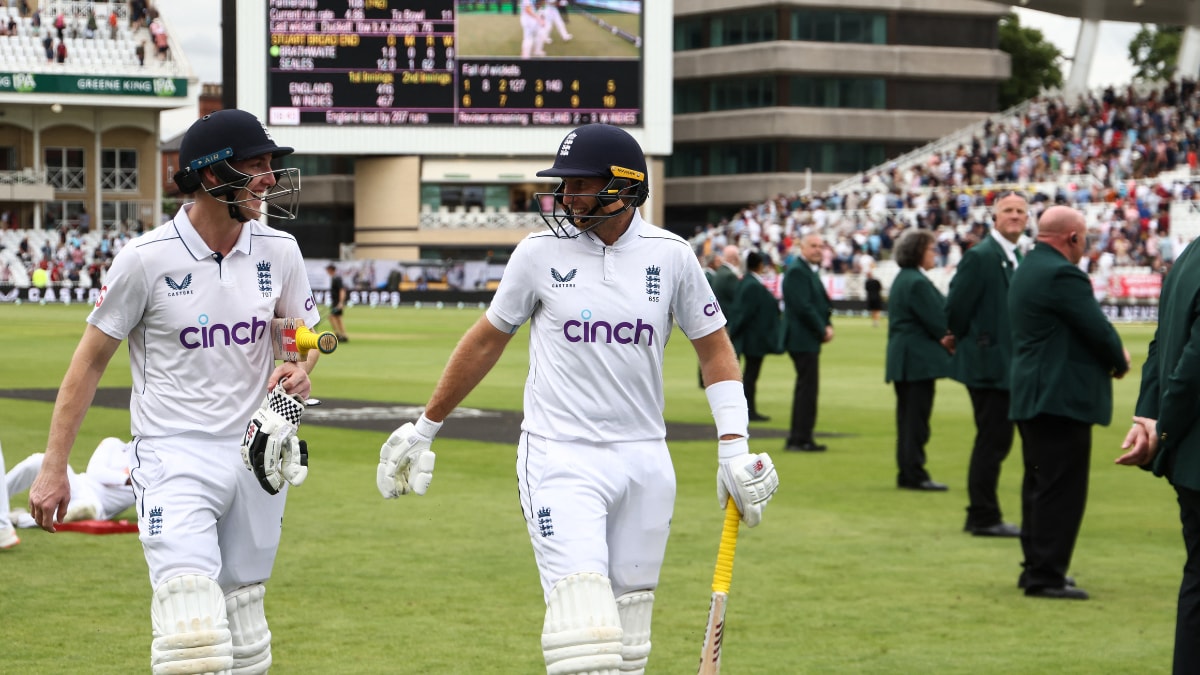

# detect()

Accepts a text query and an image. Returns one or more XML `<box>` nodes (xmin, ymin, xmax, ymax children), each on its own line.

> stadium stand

<box><xmin>0</xmin><ymin>1</ymin><xmax>185</xmax><ymax>76</ymax></box>
<box><xmin>686</xmin><ymin>78</ymin><xmax>1200</xmax><ymax>303</ymax></box>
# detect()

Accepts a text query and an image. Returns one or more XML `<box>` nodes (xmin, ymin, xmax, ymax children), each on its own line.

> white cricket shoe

<box><xmin>0</xmin><ymin>522</ymin><xmax>20</xmax><ymax>550</ymax></box>
<box><xmin>8</xmin><ymin>508</ymin><xmax>36</xmax><ymax>529</ymax></box>
<box><xmin>64</xmin><ymin>501</ymin><xmax>98</xmax><ymax>522</ymax></box>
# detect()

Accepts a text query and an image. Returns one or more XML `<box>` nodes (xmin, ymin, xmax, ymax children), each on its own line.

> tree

<box><xmin>997</xmin><ymin>12</ymin><xmax>1064</xmax><ymax>110</ymax></box>
<box><xmin>1128</xmin><ymin>24</ymin><xmax>1182</xmax><ymax>83</ymax></box>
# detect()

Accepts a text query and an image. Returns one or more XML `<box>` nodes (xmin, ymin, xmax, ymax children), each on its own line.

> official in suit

<box><xmin>944</xmin><ymin>192</ymin><xmax>1028</xmax><ymax>537</ymax></box>
<box><xmin>1118</xmin><ymin>230</ymin><xmax>1200</xmax><ymax>671</ymax></box>
<box><xmin>710</xmin><ymin>245</ymin><xmax>741</xmax><ymax>317</ymax></box>
<box><xmin>727</xmin><ymin>250</ymin><xmax>783</xmax><ymax>422</ymax></box>
<box><xmin>701</xmin><ymin>247</ymin><xmax>740</xmax><ymax>388</ymax></box>
<box><xmin>1009</xmin><ymin>206</ymin><xmax>1129</xmax><ymax>600</ymax></box>
<box><xmin>782</xmin><ymin>233</ymin><xmax>833</xmax><ymax>451</ymax></box>
<box><xmin>885</xmin><ymin>228</ymin><xmax>953</xmax><ymax>491</ymax></box>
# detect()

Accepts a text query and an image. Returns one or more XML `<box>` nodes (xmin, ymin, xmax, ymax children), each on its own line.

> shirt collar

<box><xmin>173</xmin><ymin>203</ymin><xmax>255</xmax><ymax>262</ymax></box>
<box><xmin>990</xmin><ymin>227</ymin><xmax>1018</xmax><ymax>261</ymax></box>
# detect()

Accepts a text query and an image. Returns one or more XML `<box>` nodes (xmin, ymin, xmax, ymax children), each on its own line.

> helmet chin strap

<box><xmin>569</xmin><ymin>199</ymin><xmax>632</xmax><ymax>232</ymax></box>
<box><xmin>224</xmin><ymin>194</ymin><xmax>250</xmax><ymax>223</ymax></box>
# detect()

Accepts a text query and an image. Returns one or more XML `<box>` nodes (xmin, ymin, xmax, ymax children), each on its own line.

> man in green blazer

<box><xmin>945</xmin><ymin>192</ymin><xmax>1028</xmax><ymax>537</ymax></box>
<box><xmin>1118</xmin><ymin>231</ymin><xmax>1200</xmax><ymax>671</ymax></box>
<box><xmin>727</xmin><ymin>250</ymin><xmax>783</xmax><ymax>422</ymax></box>
<box><xmin>710</xmin><ymin>245</ymin><xmax>741</xmax><ymax>318</ymax></box>
<box><xmin>1009</xmin><ymin>206</ymin><xmax>1129</xmax><ymax>601</ymax></box>
<box><xmin>782</xmin><ymin>233</ymin><xmax>833</xmax><ymax>452</ymax></box>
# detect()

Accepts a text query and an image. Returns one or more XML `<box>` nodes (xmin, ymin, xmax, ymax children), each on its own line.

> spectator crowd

<box><xmin>688</xmin><ymin>77</ymin><xmax>1200</xmax><ymax>295</ymax></box>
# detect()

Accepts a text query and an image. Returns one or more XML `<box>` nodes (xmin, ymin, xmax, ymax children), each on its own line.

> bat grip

<box><xmin>712</xmin><ymin>501</ymin><xmax>741</xmax><ymax>594</ymax></box>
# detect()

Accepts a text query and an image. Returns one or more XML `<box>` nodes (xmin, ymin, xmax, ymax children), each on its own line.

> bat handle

<box><xmin>295</xmin><ymin>325</ymin><xmax>339</xmax><ymax>356</ymax></box>
<box><xmin>712</xmin><ymin>501</ymin><xmax>741</xmax><ymax>594</ymax></box>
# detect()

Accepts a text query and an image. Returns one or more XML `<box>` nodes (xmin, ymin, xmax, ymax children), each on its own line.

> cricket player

<box><xmin>29</xmin><ymin>109</ymin><xmax>321</xmax><ymax>674</ymax></box>
<box><xmin>5</xmin><ymin>437</ymin><xmax>135</xmax><ymax>529</ymax></box>
<box><xmin>378</xmin><ymin>123</ymin><xmax>779</xmax><ymax>674</ymax></box>
<box><xmin>520</xmin><ymin>0</ymin><xmax>547</xmax><ymax>57</ymax></box>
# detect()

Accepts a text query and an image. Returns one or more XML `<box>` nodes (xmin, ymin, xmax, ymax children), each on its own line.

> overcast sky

<box><xmin>153</xmin><ymin>3</ymin><xmax>1142</xmax><ymax>140</ymax></box>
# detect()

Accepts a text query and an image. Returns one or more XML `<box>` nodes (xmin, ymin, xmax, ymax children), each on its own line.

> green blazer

<box><xmin>782</xmin><ymin>261</ymin><xmax>831</xmax><ymax>353</ymax></box>
<box><xmin>885</xmin><ymin>267</ymin><xmax>951</xmax><ymax>383</ymax></box>
<box><xmin>945</xmin><ymin>233</ymin><xmax>1014</xmax><ymax>389</ymax></box>
<box><xmin>1008</xmin><ymin>242</ymin><xmax>1128</xmax><ymax>425</ymax></box>
<box><xmin>710</xmin><ymin>265</ymin><xmax>739</xmax><ymax>317</ymax></box>
<box><xmin>727</xmin><ymin>274</ymin><xmax>782</xmax><ymax>357</ymax></box>
<box><xmin>1134</xmin><ymin>239</ymin><xmax>1200</xmax><ymax>491</ymax></box>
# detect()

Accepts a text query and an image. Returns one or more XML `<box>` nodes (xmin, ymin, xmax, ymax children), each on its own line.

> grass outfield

<box><xmin>1</xmin><ymin>304</ymin><xmax>1181</xmax><ymax>673</ymax></box>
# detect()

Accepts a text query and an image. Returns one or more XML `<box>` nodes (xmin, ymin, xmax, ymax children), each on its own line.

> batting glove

<box><xmin>378</xmin><ymin>415</ymin><xmax>442</xmax><ymax>498</ymax></box>
<box><xmin>717</xmin><ymin>438</ymin><xmax>779</xmax><ymax>528</ymax></box>
<box><xmin>241</xmin><ymin>385</ymin><xmax>308</xmax><ymax>495</ymax></box>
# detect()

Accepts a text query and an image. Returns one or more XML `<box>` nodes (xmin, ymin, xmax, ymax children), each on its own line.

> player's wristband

<box><xmin>705</xmin><ymin>380</ymin><xmax>749</xmax><ymax>439</ymax></box>
<box><xmin>416</xmin><ymin>413</ymin><xmax>444</xmax><ymax>440</ymax></box>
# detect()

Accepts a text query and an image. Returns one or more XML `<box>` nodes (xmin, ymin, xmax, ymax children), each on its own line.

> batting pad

<box><xmin>616</xmin><ymin>590</ymin><xmax>654</xmax><ymax>673</ymax></box>
<box><xmin>542</xmin><ymin>572</ymin><xmax>624</xmax><ymax>675</ymax></box>
<box><xmin>150</xmin><ymin>574</ymin><xmax>234</xmax><ymax>675</ymax></box>
<box><xmin>225</xmin><ymin>584</ymin><xmax>272</xmax><ymax>675</ymax></box>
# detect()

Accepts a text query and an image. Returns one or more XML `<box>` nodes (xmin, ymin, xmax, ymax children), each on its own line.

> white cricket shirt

<box><xmin>88</xmin><ymin>204</ymin><xmax>319</xmax><ymax>439</ymax></box>
<box><xmin>487</xmin><ymin>212</ymin><xmax>726</xmax><ymax>442</ymax></box>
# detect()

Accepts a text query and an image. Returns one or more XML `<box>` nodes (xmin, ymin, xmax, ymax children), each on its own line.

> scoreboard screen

<box><xmin>266</xmin><ymin>0</ymin><xmax>642</xmax><ymax>128</ymax></box>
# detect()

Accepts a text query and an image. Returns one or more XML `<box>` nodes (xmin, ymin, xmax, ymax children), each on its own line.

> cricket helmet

<box><xmin>534</xmin><ymin>124</ymin><xmax>649</xmax><ymax>238</ymax></box>
<box><xmin>172</xmin><ymin>109</ymin><xmax>300</xmax><ymax>222</ymax></box>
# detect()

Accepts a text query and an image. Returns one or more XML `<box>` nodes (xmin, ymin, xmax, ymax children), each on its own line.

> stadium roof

<box><xmin>992</xmin><ymin>1</ymin><xmax>1197</xmax><ymax>27</ymax></box>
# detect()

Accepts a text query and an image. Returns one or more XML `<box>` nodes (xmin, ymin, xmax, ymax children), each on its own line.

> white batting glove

<box><xmin>241</xmin><ymin>384</ymin><xmax>308</xmax><ymax>495</ymax></box>
<box><xmin>377</xmin><ymin>415</ymin><xmax>442</xmax><ymax>498</ymax></box>
<box><xmin>717</xmin><ymin>438</ymin><xmax>779</xmax><ymax>528</ymax></box>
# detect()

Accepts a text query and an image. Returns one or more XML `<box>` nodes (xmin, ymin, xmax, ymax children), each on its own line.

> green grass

<box><xmin>456</xmin><ymin>11</ymin><xmax>640</xmax><ymax>58</ymax></box>
<box><xmin>0</xmin><ymin>304</ymin><xmax>1180</xmax><ymax>673</ymax></box>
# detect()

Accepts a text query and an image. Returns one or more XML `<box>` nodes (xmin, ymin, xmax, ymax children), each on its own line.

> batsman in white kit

<box><xmin>2</xmin><ymin>437</ymin><xmax>135</xmax><ymax>533</ymax></box>
<box><xmin>377</xmin><ymin>124</ymin><xmax>780</xmax><ymax>674</ymax></box>
<box><xmin>29</xmin><ymin>109</ymin><xmax>322</xmax><ymax>674</ymax></box>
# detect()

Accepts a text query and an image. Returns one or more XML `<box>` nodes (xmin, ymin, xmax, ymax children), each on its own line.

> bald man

<box><xmin>1008</xmin><ymin>206</ymin><xmax>1130</xmax><ymax>600</ymax></box>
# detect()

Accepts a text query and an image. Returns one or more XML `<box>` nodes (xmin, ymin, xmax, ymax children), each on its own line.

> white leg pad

<box><xmin>225</xmin><ymin>584</ymin><xmax>272</xmax><ymax>675</ymax></box>
<box><xmin>616</xmin><ymin>591</ymin><xmax>654</xmax><ymax>674</ymax></box>
<box><xmin>542</xmin><ymin>572</ymin><xmax>624</xmax><ymax>675</ymax></box>
<box><xmin>150</xmin><ymin>574</ymin><xmax>234</xmax><ymax>675</ymax></box>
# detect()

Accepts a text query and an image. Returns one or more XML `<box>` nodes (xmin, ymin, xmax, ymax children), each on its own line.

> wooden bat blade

<box><xmin>270</xmin><ymin>318</ymin><xmax>302</xmax><ymax>362</ymax></box>
<box><xmin>697</xmin><ymin>591</ymin><xmax>729</xmax><ymax>674</ymax></box>
<box><xmin>697</xmin><ymin>502</ymin><xmax>741</xmax><ymax>674</ymax></box>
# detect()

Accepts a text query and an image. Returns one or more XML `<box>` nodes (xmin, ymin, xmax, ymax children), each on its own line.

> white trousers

<box><xmin>131</xmin><ymin>435</ymin><xmax>286</xmax><ymax>593</ymax></box>
<box><xmin>517</xmin><ymin>432</ymin><xmax>676</xmax><ymax>601</ymax></box>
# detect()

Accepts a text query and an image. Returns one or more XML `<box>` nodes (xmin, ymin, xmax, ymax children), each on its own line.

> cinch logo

<box><xmin>563</xmin><ymin>309</ymin><xmax>655</xmax><ymax>346</ymax></box>
<box><xmin>704</xmin><ymin>296</ymin><xmax>722</xmax><ymax>317</ymax></box>
<box><xmin>179</xmin><ymin>314</ymin><xmax>269</xmax><ymax>349</ymax></box>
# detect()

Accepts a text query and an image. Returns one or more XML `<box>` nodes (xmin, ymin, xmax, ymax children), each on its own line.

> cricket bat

<box><xmin>697</xmin><ymin>500</ymin><xmax>741</xmax><ymax>674</ymax></box>
<box><xmin>270</xmin><ymin>318</ymin><xmax>338</xmax><ymax>362</ymax></box>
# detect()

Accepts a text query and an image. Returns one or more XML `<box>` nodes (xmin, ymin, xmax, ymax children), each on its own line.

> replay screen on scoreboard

<box><xmin>266</xmin><ymin>0</ymin><xmax>643</xmax><ymax>128</ymax></box>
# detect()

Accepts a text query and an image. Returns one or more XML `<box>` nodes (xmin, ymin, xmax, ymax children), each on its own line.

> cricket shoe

<box><xmin>0</xmin><ymin>522</ymin><xmax>20</xmax><ymax>550</ymax></box>
<box><xmin>8</xmin><ymin>508</ymin><xmax>36</xmax><ymax>529</ymax></box>
<box><xmin>64</xmin><ymin>501</ymin><xmax>98</xmax><ymax>522</ymax></box>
